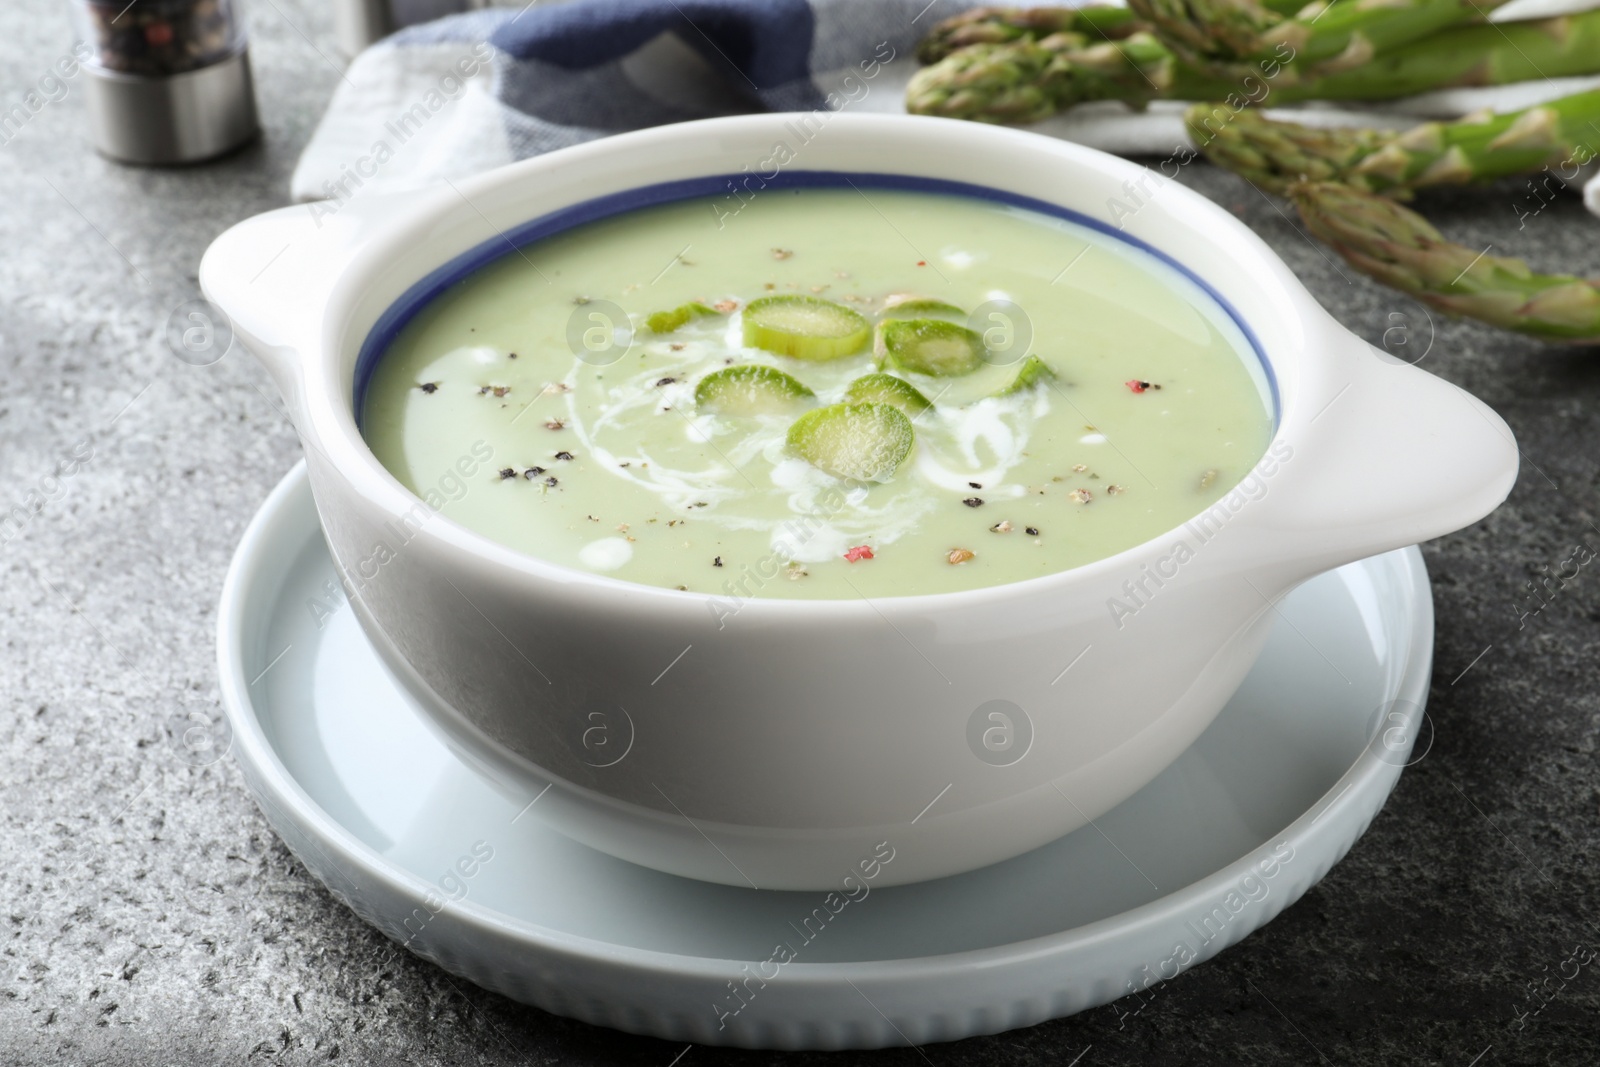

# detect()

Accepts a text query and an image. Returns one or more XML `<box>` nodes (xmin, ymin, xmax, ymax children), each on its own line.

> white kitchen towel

<box><xmin>290</xmin><ymin>0</ymin><xmax>1600</xmax><ymax>218</ymax></box>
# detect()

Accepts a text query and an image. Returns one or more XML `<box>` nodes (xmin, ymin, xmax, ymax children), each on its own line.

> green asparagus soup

<box><xmin>362</xmin><ymin>188</ymin><xmax>1274</xmax><ymax>600</ymax></box>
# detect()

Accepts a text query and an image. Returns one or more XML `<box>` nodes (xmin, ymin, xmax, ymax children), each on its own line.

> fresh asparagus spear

<box><xmin>1191</xmin><ymin>106</ymin><xmax>1390</xmax><ymax>193</ymax></box>
<box><xmin>1125</xmin><ymin>0</ymin><xmax>1280</xmax><ymax>69</ymax></box>
<box><xmin>906</xmin><ymin>31</ymin><xmax>1229</xmax><ymax>123</ymax></box>
<box><xmin>914</xmin><ymin>1</ymin><xmax>1313</xmax><ymax>65</ymax></box>
<box><xmin>1291</xmin><ymin>181</ymin><xmax>1600</xmax><ymax>344</ymax></box>
<box><xmin>1187</xmin><ymin>91</ymin><xmax>1600</xmax><ymax>197</ymax></box>
<box><xmin>907</xmin><ymin>10</ymin><xmax>1600</xmax><ymax>124</ymax></box>
<box><xmin>1127</xmin><ymin>0</ymin><xmax>1511</xmax><ymax>83</ymax></box>
<box><xmin>916</xmin><ymin>5</ymin><xmax>1147</xmax><ymax>65</ymax></box>
<box><xmin>1296</xmin><ymin>12</ymin><xmax>1600</xmax><ymax>100</ymax></box>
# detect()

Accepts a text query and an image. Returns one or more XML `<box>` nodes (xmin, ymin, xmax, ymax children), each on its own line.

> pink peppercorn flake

<box><xmin>844</xmin><ymin>545</ymin><xmax>875</xmax><ymax>562</ymax></box>
<box><xmin>1125</xmin><ymin>379</ymin><xmax>1161</xmax><ymax>393</ymax></box>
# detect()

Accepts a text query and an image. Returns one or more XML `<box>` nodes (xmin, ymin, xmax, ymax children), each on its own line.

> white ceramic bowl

<box><xmin>201</xmin><ymin>113</ymin><xmax>1516</xmax><ymax>890</ymax></box>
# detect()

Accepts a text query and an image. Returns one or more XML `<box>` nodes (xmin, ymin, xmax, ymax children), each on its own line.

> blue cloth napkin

<box><xmin>490</xmin><ymin>0</ymin><xmax>819</xmax><ymax>101</ymax></box>
<box><xmin>291</xmin><ymin>0</ymin><xmax>979</xmax><ymax>202</ymax></box>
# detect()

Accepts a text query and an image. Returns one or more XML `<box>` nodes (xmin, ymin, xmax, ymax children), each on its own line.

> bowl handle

<box><xmin>1222</xmin><ymin>339</ymin><xmax>1518</xmax><ymax>586</ymax></box>
<box><xmin>198</xmin><ymin>191</ymin><xmax>436</xmax><ymax>417</ymax></box>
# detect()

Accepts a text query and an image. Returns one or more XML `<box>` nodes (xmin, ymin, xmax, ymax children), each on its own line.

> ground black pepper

<box><xmin>76</xmin><ymin>0</ymin><xmax>244</xmax><ymax>76</ymax></box>
<box><xmin>962</xmin><ymin>497</ymin><xmax>983</xmax><ymax>508</ymax></box>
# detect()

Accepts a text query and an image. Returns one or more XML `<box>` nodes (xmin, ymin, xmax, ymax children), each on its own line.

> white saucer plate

<box><xmin>218</xmin><ymin>463</ymin><xmax>1431</xmax><ymax>1050</ymax></box>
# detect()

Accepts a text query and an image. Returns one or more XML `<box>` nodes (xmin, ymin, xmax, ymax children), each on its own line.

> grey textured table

<box><xmin>2</xmin><ymin>1</ymin><xmax>1596</xmax><ymax>1063</ymax></box>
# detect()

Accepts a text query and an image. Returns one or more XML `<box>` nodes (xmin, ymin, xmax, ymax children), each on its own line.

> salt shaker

<box><xmin>71</xmin><ymin>0</ymin><xmax>260</xmax><ymax>165</ymax></box>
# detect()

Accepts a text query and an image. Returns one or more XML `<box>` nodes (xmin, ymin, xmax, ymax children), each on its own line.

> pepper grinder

<box><xmin>71</xmin><ymin>0</ymin><xmax>260</xmax><ymax>166</ymax></box>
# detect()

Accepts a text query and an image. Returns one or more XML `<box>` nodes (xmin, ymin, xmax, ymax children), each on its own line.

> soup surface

<box><xmin>363</xmin><ymin>187</ymin><xmax>1274</xmax><ymax>600</ymax></box>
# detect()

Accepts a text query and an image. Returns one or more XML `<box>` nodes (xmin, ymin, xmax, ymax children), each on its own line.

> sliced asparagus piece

<box><xmin>995</xmin><ymin>355</ymin><xmax>1058</xmax><ymax>396</ymax></box>
<box><xmin>881</xmin><ymin>296</ymin><xmax>966</xmax><ymax>320</ymax></box>
<box><xmin>845</xmin><ymin>372</ymin><xmax>934</xmax><ymax>415</ymax></box>
<box><xmin>1188</xmin><ymin>91</ymin><xmax>1600</xmax><ymax>197</ymax></box>
<box><xmin>646</xmin><ymin>302</ymin><xmax>718</xmax><ymax>334</ymax></box>
<box><xmin>695</xmin><ymin>365</ymin><xmax>816</xmax><ymax>416</ymax></box>
<box><xmin>787</xmin><ymin>403</ymin><xmax>916</xmax><ymax>482</ymax></box>
<box><xmin>877</xmin><ymin>319</ymin><xmax>987</xmax><ymax>377</ymax></box>
<box><xmin>742</xmin><ymin>295</ymin><xmax>871</xmax><ymax>360</ymax></box>
<box><xmin>1291</xmin><ymin>181</ymin><xmax>1600</xmax><ymax>343</ymax></box>
<box><xmin>907</xmin><ymin>10</ymin><xmax>1600</xmax><ymax>124</ymax></box>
